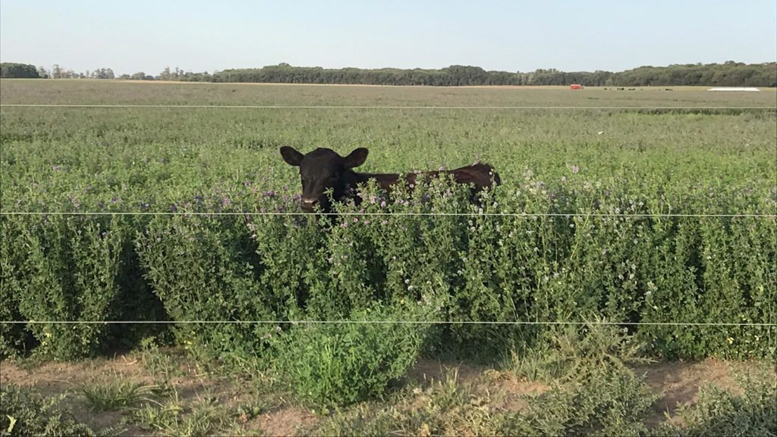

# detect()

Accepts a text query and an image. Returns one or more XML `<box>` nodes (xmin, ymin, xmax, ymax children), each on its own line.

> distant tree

<box><xmin>0</xmin><ymin>62</ymin><xmax>41</xmax><ymax>78</ymax></box>
<box><xmin>159</xmin><ymin>67</ymin><xmax>172</xmax><ymax>80</ymax></box>
<box><xmin>127</xmin><ymin>61</ymin><xmax>776</xmax><ymax>87</ymax></box>
<box><xmin>118</xmin><ymin>73</ymin><xmax>130</xmax><ymax>80</ymax></box>
<box><xmin>130</xmin><ymin>72</ymin><xmax>146</xmax><ymax>80</ymax></box>
<box><xmin>90</xmin><ymin>68</ymin><xmax>115</xmax><ymax>79</ymax></box>
<box><xmin>37</xmin><ymin>65</ymin><xmax>49</xmax><ymax>78</ymax></box>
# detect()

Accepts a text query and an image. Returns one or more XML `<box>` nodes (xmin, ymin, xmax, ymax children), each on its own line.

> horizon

<box><xmin>2</xmin><ymin>0</ymin><xmax>776</xmax><ymax>76</ymax></box>
<box><xmin>4</xmin><ymin>60</ymin><xmax>777</xmax><ymax>78</ymax></box>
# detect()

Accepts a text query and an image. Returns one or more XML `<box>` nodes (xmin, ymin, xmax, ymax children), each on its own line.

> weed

<box><xmin>81</xmin><ymin>379</ymin><xmax>154</xmax><ymax>412</ymax></box>
<box><xmin>0</xmin><ymin>384</ymin><xmax>94</xmax><ymax>436</ymax></box>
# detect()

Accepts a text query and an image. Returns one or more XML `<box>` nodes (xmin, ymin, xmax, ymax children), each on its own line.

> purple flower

<box><xmin>52</xmin><ymin>165</ymin><xmax>62</xmax><ymax>172</ymax></box>
<box><xmin>170</xmin><ymin>204</ymin><xmax>178</xmax><ymax>212</ymax></box>
<box><xmin>221</xmin><ymin>197</ymin><xmax>231</xmax><ymax>207</ymax></box>
<box><xmin>244</xmin><ymin>180</ymin><xmax>252</xmax><ymax>187</ymax></box>
<box><xmin>263</xmin><ymin>191</ymin><xmax>277</xmax><ymax>198</ymax></box>
<box><xmin>380</xmin><ymin>200</ymin><xmax>387</xmax><ymax>208</ymax></box>
<box><xmin>572</xmin><ymin>165</ymin><xmax>580</xmax><ymax>174</ymax></box>
<box><xmin>262</xmin><ymin>333</ymin><xmax>272</xmax><ymax>339</ymax></box>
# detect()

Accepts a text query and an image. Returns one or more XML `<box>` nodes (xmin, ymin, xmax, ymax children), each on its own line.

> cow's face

<box><xmin>280</xmin><ymin>146</ymin><xmax>369</xmax><ymax>212</ymax></box>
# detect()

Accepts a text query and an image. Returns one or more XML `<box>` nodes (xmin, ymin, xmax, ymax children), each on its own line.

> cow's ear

<box><xmin>280</xmin><ymin>146</ymin><xmax>304</xmax><ymax>166</ymax></box>
<box><xmin>344</xmin><ymin>148</ymin><xmax>368</xmax><ymax>169</ymax></box>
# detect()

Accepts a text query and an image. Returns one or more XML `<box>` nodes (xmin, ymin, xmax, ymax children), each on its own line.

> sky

<box><xmin>1</xmin><ymin>0</ymin><xmax>776</xmax><ymax>75</ymax></box>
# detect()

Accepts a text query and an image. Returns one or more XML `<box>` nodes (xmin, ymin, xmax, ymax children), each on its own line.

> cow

<box><xmin>280</xmin><ymin>146</ymin><xmax>500</xmax><ymax>213</ymax></box>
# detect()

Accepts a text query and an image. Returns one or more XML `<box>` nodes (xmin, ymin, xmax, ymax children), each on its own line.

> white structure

<box><xmin>707</xmin><ymin>87</ymin><xmax>761</xmax><ymax>92</ymax></box>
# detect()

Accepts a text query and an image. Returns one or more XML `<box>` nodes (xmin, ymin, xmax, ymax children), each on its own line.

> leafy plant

<box><xmin>279</xmin><ymin>306</ymin><xmax>430</xmax><ymax>409</ymax></box>
<box><xmin>0</xmin><ymin>384</ymin><xmax>94</xmax><ymax>436</ymax></box>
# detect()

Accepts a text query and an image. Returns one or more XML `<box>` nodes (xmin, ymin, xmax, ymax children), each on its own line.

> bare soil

<box><xmin>1</xmin><ymin>355</ymin><xmax>773</xmax><ymax>436</ymax></box>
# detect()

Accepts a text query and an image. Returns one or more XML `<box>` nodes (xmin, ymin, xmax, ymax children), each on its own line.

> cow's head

<box><xmin>280</xmin><ymin>146</ymin><xmax>369</xmax><ymax>212</ymax></box>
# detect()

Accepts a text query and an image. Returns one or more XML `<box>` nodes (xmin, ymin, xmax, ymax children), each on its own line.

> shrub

<box><xmin>136</xmin><ymin>214</ymin><xmax>275</xmax><ymax>360</ymax></box>
<box><xmin>0</xmin><ymin>217</ymin><xmax>31</xmax><ymax>357</ymax></box>
<box><xmin>10</xmin><ymin>215</ymin><xmax>126</xmax><ymax>359</ymax></box>
<box><xmin>279</xmin><ymin>306</ymin><xmax>430</xmax><ymax>409</ymax></box>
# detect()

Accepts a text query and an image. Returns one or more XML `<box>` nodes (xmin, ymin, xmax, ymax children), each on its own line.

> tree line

<box><xmin>3</xmin><ymin>61</ymin><xmax>775</xmax><ymax>87</ymax></box>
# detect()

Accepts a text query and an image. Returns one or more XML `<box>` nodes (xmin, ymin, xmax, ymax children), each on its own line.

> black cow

<box><xmin>280</xmin><ymin>146</ymin><xmax>500</xmax><ymax>213</ymax></box>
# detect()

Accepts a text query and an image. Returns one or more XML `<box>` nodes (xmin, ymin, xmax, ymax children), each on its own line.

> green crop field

<box><xmin>1</xmin><ymin>80</ymin><xmax>776</xmax><ymax>435</ymax></box>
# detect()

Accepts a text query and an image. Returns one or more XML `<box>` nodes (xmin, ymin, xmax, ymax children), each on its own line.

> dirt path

<box><xmin>1</xmin><ymin>355</ymin><xmax>773</xmax><ymax>436</ymax></box>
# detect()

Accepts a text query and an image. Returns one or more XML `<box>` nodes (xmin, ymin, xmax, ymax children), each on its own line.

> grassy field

<box><xmin>1</xmin><ymin>80</ymin><xmax>776</xmax><ymax>435</ymax></box>
<box><xmin>1</xmin><ymin>79</ymin><xmax>776</xmax><ymax>106</ymax></box>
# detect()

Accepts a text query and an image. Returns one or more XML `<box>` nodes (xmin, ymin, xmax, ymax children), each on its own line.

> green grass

<box><xmin>80</xmin><ymin>379</ymin><xmax>153</xmax><ymax>412</ymax></box>
<box><xmin>130</xmin><ymin>395</ymin><xmax>229</xmax><ymax>437</ymax></box>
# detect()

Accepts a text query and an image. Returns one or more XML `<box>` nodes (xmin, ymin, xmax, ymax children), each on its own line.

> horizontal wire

<box><xmin>1</xmin><ymin>320</ymin><xmax>775</xmax><ymax>326</ymax></box>
<box><xmin>1</xmin><ymin>104</ymin><xmax>776</xmax><ymax>110</ymax></box>
<box><xmin>1</xmin><ymin>211</ymin><xmax>774</xmax><ymax>218</ymax></box>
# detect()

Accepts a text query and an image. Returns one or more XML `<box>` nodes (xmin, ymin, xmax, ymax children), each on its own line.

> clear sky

<box><xmin>1</xmin><ymin>0</ymin><xmax>775</xmax><ymax>75</ymax></box>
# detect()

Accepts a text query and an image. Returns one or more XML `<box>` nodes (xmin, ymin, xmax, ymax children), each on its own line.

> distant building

<box><xmin>570</xmin><ymin>84</ymin><xmax>582</xmax><ymax>90</ymax></box>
